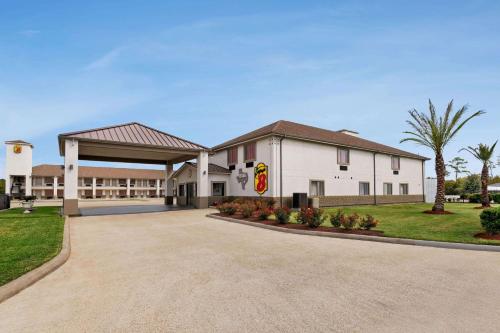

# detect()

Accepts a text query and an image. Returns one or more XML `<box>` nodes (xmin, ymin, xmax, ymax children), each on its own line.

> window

<box><xmin>383</xmin><ymin>183</ymin><xmax>393</xmax><ymax>195</ymax></box>
<box><xmin>391</xmin><ymin>156</ymin><xmax>400</xmax><ymax>170</ymax></box>
<box><xmin>244</xmin><ymin>142</ymin><xmax>256</xmax><ymax>161</ymax></box>
<box><xmin>227</xmin><ymin>147</ymin><xmax>238</xmax><ymax>165</ymax></box>
<box><xmin>399</xmin><ymin>183</ymin><xmax>409</xmax><ymax>195</ymax></box>
<box><xmin>178</xmin><ymin>184</ymin><xmax>185</xmax><ymax>197</ymax></box>
<box><xmin>359</xmin><ymin>182</ymin><xmax>370</xmax><ymax>195</ymax></box>
<box><xmin>337</xmin><ymin>148</ymin><xmax>350</xmax><ymax>165</ymax></box>
<box><xmin>212</xmin><ymin>182</ymin><xmax>225</xmax><ymax>196</ymax></box>
<box><xmin>310</xmin><ymin>180</ymin><xmax>325</xmax><ymax>196</ymax></box>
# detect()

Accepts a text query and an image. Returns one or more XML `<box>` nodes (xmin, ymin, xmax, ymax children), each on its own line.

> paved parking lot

<box><xmin>1</xmin><ymin>209</ymin><xmax>500</xmax><ymax>332</ymax></box>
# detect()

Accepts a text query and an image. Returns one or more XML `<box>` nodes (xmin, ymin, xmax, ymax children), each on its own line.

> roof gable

<box><xmin>59</xmin><ymin>122</ymin><xmax>207</xmax><ymax>151</ymax></box>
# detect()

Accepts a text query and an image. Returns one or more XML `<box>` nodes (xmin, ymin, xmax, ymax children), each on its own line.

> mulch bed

<box><xmin>423</xmin><ymin>210</ymin><xmax>454</xmax><ymax>215</ymax></box>
<box><xmin>214</xmin><ymin>213</ymin><xmax>384</xmax><ymax>236</ymax></box>
<box><xmin>474</xmin><ymin>232</ymin><xmax>500</xmax><ymax>240</ymax></box>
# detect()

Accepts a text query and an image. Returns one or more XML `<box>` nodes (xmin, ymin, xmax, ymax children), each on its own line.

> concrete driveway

<box><xmin>1</xmin><ymin>210</ymin><xmax>500</xmax><ymax>332</ymax></box>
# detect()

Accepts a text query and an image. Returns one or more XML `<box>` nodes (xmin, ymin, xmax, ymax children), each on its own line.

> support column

<box><xmin>63</xmin><ymin>139</ymin><xmax>79</xmax><ymax>215</ymax></box>
<box><xmin>126</xmin><ymin>178</ymin><xmax>131</xmax><ymax>198</ymax></box>
<box><xmin>165</xmin><ymin>164</ymin><xmax>174</xmax><ymax>205</ymax></box>
<box><xmin>53</xmin><ymin>176</ymin><xmax>58</xmax><ymax>198</ymax></box>
<box><xmin>196</xmin><ymin>151</ymin><xmax>209</xmax><ymax>208</ymax></box>
<box><xmin>92</xmin><ymin>177</ymin><xmax>97</xmax><ymax>198</ymax></box>
<box><xmin>156</xmin><ymin>179</ymin><xmax>160</xmax><ymax>197</ymax></box>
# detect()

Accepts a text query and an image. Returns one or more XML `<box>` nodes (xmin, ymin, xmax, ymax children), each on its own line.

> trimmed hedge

<box><xmin>480</xmin><ymin>207</ymin><xmax>500</xmax><ymax>235</ymax></box>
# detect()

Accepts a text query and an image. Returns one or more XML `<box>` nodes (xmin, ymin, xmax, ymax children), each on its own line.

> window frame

<box><xmin>211</xmin><ymin>182</ymin><xmax>226</xmax><ymax>197</ymax></box>
<box><xmin>178</xmin><ymin>184</ymin><xmax>185</xmax><ymax>197</ymax></box>
<box><xmin>399</xmin><ymin>183</ymin><xmax>409</xmax><ymax>195</ymax></box>
<box><xmin>391</xmin><ymin>156</ymin><xmax>400</xmax><ymax>170</ymax></box>
<box><xmin>309</xmin><ymin>180</ymin><xmax>325</xmax><ymax>197</ymax></box>
<box><xmin>383</xmin><ymin>182</ymin><xmax>393</xmax><ymax>195</ymax></box>
<box><xmin>243</xmin><ymin>142</ymin><xmax>257</xmax><ymax>162</ymax></box>
<box><xmin>337</xmin><ymin>148</ymin><xmax>350</xmax><ymax>165</ymax></box>
<box><xmin>359</xmin><ymin>182</ymin><xmax>370</xmax><ymax>196</ymax></box>
<box><xmin>227</xmin><ymin>146</ymin><xmax>238</xmax><ymax>166</ymax></box>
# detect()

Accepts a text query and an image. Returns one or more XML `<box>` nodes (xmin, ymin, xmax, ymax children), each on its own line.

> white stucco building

<box><xmin>5</xmin><ymin>120</ymin><xmax>428</xmax><ymax>213</ymax></box>
<box><xmin>172</xmin><ymin>120</ymin><xmax>428</xmax><ymax>207</ymax></box>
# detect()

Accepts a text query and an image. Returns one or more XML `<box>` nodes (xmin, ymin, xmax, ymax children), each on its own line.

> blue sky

<box><xmin>1</xmin><ymin>0</ymin><xmax>499</xmax><ymax>177</ymax></box>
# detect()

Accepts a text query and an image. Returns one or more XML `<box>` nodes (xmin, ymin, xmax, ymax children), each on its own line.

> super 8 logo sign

<box><xmin>254</xmin><ymin>162</ymin><xmax>268</xmax><ymax>195</ymax></box>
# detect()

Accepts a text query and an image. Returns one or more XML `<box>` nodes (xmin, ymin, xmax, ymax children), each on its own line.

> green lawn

<box><xmin>318</xmin><ymin>203</ymin><xmax>500</xmax><ymax>245</ymax></box>
<box><xmin>0</xmin><ymin>206</ymin><xmax>64</xmax><ymax>286</ymax></box>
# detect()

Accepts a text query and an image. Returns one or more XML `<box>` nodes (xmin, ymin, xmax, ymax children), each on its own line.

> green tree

<box><xmin>0</xmin><ymin>179</ymin><xmax>5</xmax><ymax>195</ymax></box>
<box><xmin>460</xmin><ymin>141</ymin><xmax>498</xmax><ymax>208</ymax></box>
<box><xmin>401</xmin><ymin>99</ymin><xmax>484</xmax><ymax>212</ymax></box>
<box><xmin>446</xmin><ymin>156</ymin><xmax>469</xmax><ymax>180</ymax></box>
<box><xmin>463</xmin><ymin>174</ymin><xmax>481</xmax><ymax>194</ymax></box>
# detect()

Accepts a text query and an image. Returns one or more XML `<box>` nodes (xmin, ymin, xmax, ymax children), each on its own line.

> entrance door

<box><xmin>186</xmin><ymin>182</ymin><xmax>197</xmax><ymax>206</ymax></box>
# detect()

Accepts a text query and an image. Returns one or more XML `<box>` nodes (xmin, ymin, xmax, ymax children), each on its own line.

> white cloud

<box><xmin>83</xmin><ymin>46</ymin><xmax>127</xmax><ymax>71</ymax></box>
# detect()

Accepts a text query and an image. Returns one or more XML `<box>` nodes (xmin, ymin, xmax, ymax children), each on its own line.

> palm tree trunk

<box><xmin>433</xmin><ymin>152</ymin><xmax>446</xmax><ymax>212</ymax></box>
<box><xmin>481</xmin><ymin>162</ymin><xmax>490</xmax><ymax>208</ymax></box>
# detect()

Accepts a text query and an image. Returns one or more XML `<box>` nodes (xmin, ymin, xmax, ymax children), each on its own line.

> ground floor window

<box><xmin>178</xmin><ymin>184</ymin><xmax>185</xmax><ymax>197</ymax></box>
<box><xmin>399</xmin><ymin>183</ymin><xmax>409</xmax><ymax>195</ymax></box>
<box><xmin>310</xmin><ymin>180</ymin><xmax>325</xmax><ymax>196</ymax></box>
<box><xmin>359</xmin><ymin>182</ymin><xmax>370</xmax><ymax>196</ymax></box>
<box><xmin>212</xmin><ymin>182</ymin><xmax>225</xmax><ymax>196</ymax></box>
<box><xmin>383</xmin><ymin>183</ymin><xmax>393</xmax><ymax>195</ymax></box>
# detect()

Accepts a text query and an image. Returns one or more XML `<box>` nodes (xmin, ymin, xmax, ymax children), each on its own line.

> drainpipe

<box><xmin>421</xmin><ymin>160</ymin><xmax>425</xmax><ymax>202</ymax></box>
<box><xmin>279</xmin><ymin>136</ymin><xmax>285</xmax><ymax>207</ymax></box>
<box><xmin>373</xmin><ymin>152</ymin><xmax>377</xmax><ymax>205</ymax></box>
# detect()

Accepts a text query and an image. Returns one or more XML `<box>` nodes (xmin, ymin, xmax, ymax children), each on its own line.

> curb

<box><xmin>0</xmin><ymin>216</ymin><xmax>71</xmax><ymax>304</ymax></box>
<box><xmin>207</xmin><ymin>214</ymin><xmax>500</xmax><ymax>253</ymax></box>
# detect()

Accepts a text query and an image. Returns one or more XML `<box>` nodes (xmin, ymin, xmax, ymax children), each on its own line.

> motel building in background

<box><xmin>4</xmin><ymin>120</ymin><xmax>429</xmax><ymax>215</ymax></box>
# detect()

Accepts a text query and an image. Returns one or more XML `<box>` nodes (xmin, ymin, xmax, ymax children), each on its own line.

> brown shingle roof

<box><xmin>32</xmin><ymin>164</ymin><xmax>165</xmax><ymax>180</ymax></box>
<box><xmin>212</xmin><ymin>120</ymin><xmax>428</xmax><ymax>160</ymax></box>
<box><xmin>59</xmin><ymin>122</ymin><xmax>207</xmax><ymax>151</ymax></box>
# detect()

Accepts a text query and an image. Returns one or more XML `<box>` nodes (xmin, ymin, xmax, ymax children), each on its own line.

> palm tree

<box><xmin>401</xmin><ymin>99</ymin><xmax>484</xmax><ymax>212</ymax></box>
<box><xmin>460</xmin><ymin>141</ymin><xmax>498</xmax><ymax>208</ymax></box>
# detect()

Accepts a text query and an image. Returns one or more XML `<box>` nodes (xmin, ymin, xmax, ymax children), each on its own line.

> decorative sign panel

<box><xmin>13</xmin><ymin>145</ymin><xmax>22</xmax><ymax>154</ymax></box>
<box><xmin>236</xmin><ymin>168</ymin><xmax>248</xmax><ymax>190</ymax></box>
<box><xmin>254</xmin><ymin>162</ymin><xmax>268</xmax><ymax>195</ymax></box>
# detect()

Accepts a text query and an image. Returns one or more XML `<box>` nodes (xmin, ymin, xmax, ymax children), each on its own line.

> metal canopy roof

<box><xmin>58</xmin><ymin>122</ymin><xmax>207</xmax><ymax>165</ymax></box>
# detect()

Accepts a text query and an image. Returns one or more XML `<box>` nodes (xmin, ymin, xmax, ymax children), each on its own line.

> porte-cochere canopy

<box><xmin>58</xmin><ymin>122</ymin><xmax>207</xmax><ymax>165</ymax></box>
<box><xmin>58</xmin><ymin>122</ymin><xmax>210</xmax><ymax>215</ymax></box>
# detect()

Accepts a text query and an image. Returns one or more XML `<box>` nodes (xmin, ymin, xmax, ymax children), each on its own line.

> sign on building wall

<box><xmin>13</xmin><ymin>144</ymin><xmax>22</xmax><ymax>154</ymax></box>
<box><xmin>254</xmin><ymin>162</ymin><xmax>268</xmax><ymax>195</ymax></box>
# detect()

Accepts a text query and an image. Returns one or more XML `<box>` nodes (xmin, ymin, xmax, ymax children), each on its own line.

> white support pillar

<box><xmin>53</xmin><ymin>176</ymin><xmax>58</xmax><ymax>198</ymax></box>
<box><xmin>63</xmin><ymin>139</ymin><xmax>79</xmax><ymax>215</ymax></box>
<box><xmin>156</xmin><ymin>179</ymin><xmax>160</xmax><ymax>197</ymax></box>
<box><xmin>196</xmin><ymin>151</ymin><xmax>209</xmax><ymax>208</ymax></box>
<box><xmin>126</xmin><ymin>178</ymin><xmax>131</xmax><ymax>197</ymax></box>
<box><xmin>92</xmin><ymin>177</ymin><xmax>97</xmax><ymax>198</ymax></box>
<box><xmin>165</xmin><ymin>164</ymin><xmax>174</xmax><ymax>205</ymax></box>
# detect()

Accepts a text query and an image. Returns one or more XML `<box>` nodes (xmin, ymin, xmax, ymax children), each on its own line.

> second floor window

<box><xmin>391</xmin><ymin>156</ymin><xmax>400</xmax><ymax>170</ymax></box>
<box><xmin>244</xmin><ymin>142</ymin><xmax>256</xmax><ymax>161</ymax></box>
<box><xmin>227</xmin><ymin>146</ymin><xmax>238</xmax><ymax>165</ymax></box>
<box><xmin>337</xmin><ymin>148</ymin><xmax>350</xmax><ymax>165</ymax></box>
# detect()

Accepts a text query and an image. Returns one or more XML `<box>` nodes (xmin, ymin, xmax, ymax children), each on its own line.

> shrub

<box><xmin>491</xmin><ymin>193</ymin><xmax>500</xmax><ymax>204</ymax></box>
<box><xmin>218</xmin><ymin>202</ymin><xmax>237</xmax><ymax>215</ymax></box>
<box><xmin>257</xmin><ymin>207</ymin><xmax>274</xmax><ymax>220</ymax></box>
<box><xmin>358</xmin><ymin>215</ymin><xmax>379</xmax><ymax>230</ymax></box>
<box><xmin>329</xmin><ymin>210</ymin><xmax>344</xmax><ymax>228</ymax></box>
<box><xmin>297</xmin><ymin>208</ymin><xmax>325</xmax><ymax>228</ymax></box>
<box><xmin>240</xmin><ymin>203</ymin><xmax>255</xmax><ymax>218</ymax></box>
<box><xmin>274</xmin><ymin>207</ymin><xmax>291</xmax><ymax>224</ymax></box>
<box><xmin>468</xmin><ymin>193</ymin><xmax>492</xmax><ymax>204</ymax></box>
<box><xmin>480</xmin><ymin>207</ymin><xmax>500</xmax><ymax>235</ymax></box>
<box><xmin>341</xmin><ymin>213</ymin><xmax>359</xmax><ymax>230</ymax></box>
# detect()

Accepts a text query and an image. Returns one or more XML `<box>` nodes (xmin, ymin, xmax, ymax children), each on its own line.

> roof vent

<box><xmin>338</xmin><ymin>129</ymin><xmax>359</xmax><ymax>137</ymax></box>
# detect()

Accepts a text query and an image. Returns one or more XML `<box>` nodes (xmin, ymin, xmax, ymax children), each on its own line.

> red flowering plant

<box><xmin>258</xmin><ymin>207</ymin><xmax>274</xmax><ymax>220</ymax></box>
<box><xmin>297</xmin><ymin>207</ymin><xmax>326</xmax><ymax>228</ymax></box>
<box><xmin>359</xmin><ymin>214</ymin><xmax>379</xmax><ymax>230</ymax></box>
<box><xmin>240</xmin><ymin>203</ymin><xmax>256</xmax><ymax>218</ymax></box>
<box><xmin>341</xmin><ymin>213</ymin><xmax>359</xmax><ymax>230</ymax></box>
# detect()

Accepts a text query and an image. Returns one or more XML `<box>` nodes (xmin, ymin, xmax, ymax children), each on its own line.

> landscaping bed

<box><xmin>0</xmin><ymin>207</ymin><xmax>64</xmax><ymax>286</ymax></box>
<box><xmin>213</xmin><ymin>213</ymin><xmax>384</xmax><ymax>236</ymax></box>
